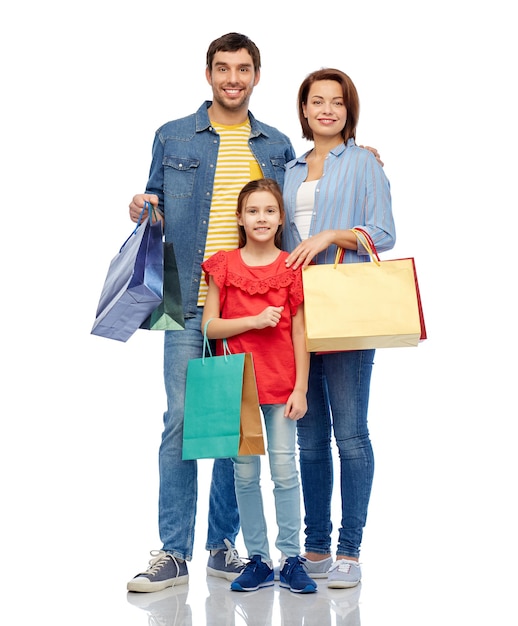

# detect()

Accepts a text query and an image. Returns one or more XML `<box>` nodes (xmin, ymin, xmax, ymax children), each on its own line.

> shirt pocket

<box><xmin>162</xmin><ymin>155</ymin><xmax>200</xmax><ymax>198</ymax></box>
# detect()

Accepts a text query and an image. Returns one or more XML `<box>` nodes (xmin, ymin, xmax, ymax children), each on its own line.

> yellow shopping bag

<box><xmin>302</xmin><ymin>229</ymin><xmax>426</xmax><ymax>351</ymax></box>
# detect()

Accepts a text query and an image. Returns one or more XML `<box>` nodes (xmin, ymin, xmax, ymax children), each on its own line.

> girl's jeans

<box><xmin>233</xmin><ymin>403</ymin><xmax>300</xmax><ymax>560</ymax></box>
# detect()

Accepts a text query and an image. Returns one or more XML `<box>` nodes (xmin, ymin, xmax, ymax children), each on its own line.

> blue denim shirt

<box><xmin>145</xmin><ymin>101</ymin><xmax>295</xmax><ymax>317</ymax></box>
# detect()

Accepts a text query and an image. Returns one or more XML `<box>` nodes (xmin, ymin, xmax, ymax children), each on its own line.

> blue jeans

<box><xmin>159</xmin><ymin>308</ymin><xmax>239</xmax><ymax>560</ymax></box>
<box><xmin>233</xmin><ymin>404</ymin><xmax>300</xmax><ymax>561</ymax></box>
<box><xmin>297</xmin><ymin>350</ymin><xmax>375</xmax><ymax>559</ymax></box>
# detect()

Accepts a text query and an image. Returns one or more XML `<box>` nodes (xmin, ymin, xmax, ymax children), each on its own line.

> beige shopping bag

<box><xmin>302</xmin><ymin>229</ymin><xmax>426</xmax><ymax>351</ymax></box>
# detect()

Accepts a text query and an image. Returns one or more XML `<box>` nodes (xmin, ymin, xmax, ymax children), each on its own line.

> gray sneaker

<box><xmin>327</xmin><ymin>559</ymin><xmax>361</xmax><ymax>589</ymax></box>
<box><xmin>127</xmin><ymin>550</ymin><xmax>189</xmax><ymax>592</ymax></box>
<box><xmin>302</xmin><ymin>555</ymin><xmax>333</xmax><ymax>579</ymax></box>
<box><xmin>207</xmin><ymin>538</ymin><xmax>247</xmax><ymax>581</ymax></box>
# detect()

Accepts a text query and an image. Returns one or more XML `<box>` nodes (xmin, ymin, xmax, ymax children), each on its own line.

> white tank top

<box><xmin>294</xmin><ymin>179</ymin><xmax>319</xmax><ymax>241</ymax></box>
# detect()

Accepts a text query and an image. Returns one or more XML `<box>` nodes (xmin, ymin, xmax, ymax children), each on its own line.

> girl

<box><xmin>201</xmin><ymin>178</ymin><xmax>316</xmax><ymax>594</ymax></box>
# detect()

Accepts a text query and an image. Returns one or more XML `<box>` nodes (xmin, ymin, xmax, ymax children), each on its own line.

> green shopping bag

<box><xmin>182</xmin><ymin>324</ymin><xmax>264</xmax><ymax>460</ymax></box>
<box><xmin>141</xmin><ymin>241</ymin><xmax>185</xmax><ymax>331</ymax></box>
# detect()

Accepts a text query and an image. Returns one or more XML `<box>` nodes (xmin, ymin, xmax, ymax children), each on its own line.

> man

<box><xmin>126</xmin><ymin>32</ymin><xmax>296</xmax><ymax>593</ymax></box>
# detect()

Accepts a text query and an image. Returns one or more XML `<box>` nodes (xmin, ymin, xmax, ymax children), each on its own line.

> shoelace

<box><xmin>143</xmin><ymin>550</ymin><xmax>181</xmax><ymax>579</ymax></box>
<box><xmin>241</xmin><ymin>555</ymin><xmax>270</xmax><ymax>573</ymax></box>
<box><xmin>331</xmin><ymin>560</ymin><xmax>358</xmax><ymax>573</ymax></box>
<box><xmin>223</xmin><ymin>538</ymin><xmax>246</xmax><ymax>568</ymax></box>
<box><xmin>283</xmin><ymin>556</ymin><xmax>305</xmax><ymax>577</ymax></box>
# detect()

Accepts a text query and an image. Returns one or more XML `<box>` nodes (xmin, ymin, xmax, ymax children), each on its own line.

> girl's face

<box><xmin>302</xmin><ymin>79</ymin><xmax>347</xmax><ymax>141</ymax></box>
<box><xmin>238</xmin><ymin>190</ymin><xmax>282</xmax><ymax>244</ymax></box>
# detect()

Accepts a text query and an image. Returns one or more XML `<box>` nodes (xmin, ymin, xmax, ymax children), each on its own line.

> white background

<box><xmin>1</xmin><ymin>1</ymin><xmax>516</xmax><ymax>624</ymax></box>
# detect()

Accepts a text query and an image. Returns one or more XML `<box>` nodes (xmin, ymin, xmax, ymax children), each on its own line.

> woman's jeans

<box><xmin>159</xmin><ymin>308</ymin><xmax>239</xmax><ymax>560</ymax></box>
<box><xmin>297</xmin><ymin>350</ymin><xmax>375</xmax><ymax>559</ymax></box>
<box><xmin>233</xmin><ymin>404</ymin><xmax>300</xmax><ymax>561</ymax></box>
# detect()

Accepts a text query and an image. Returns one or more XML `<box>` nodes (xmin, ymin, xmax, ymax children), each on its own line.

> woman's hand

<box><xmin>285</xmin><ymin>231</ymin><xmax>335</xmax><ymax>269</ymax></box>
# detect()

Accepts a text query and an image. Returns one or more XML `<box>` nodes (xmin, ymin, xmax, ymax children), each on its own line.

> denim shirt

<box><xmin>145</xmin><ymin>101</ymin><xmax>296</xmax><ymax>317</ymax></box>
<box><xmin>282</xmin><ymin>139</ymin><xmax>396</xmax><ymax>264</ymax></box>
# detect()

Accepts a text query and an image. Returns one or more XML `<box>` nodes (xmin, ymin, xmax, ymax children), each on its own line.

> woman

<box><xmin>283</xmin><ymin>68</ymin><xmax>396</xmax><ymax>588</ymax></box>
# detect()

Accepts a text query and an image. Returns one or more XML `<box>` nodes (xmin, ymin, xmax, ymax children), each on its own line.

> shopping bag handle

<box><xmin>202</xmin><ymin>319</ymin><xmax>232</xmax><ymax>364</ymax></box>
<box><xmin>119</xmin><ymin>201</ymin><xmax>158</xmax><ymax>252</ymax></box>
<box><xmin>333</xmin><ymin>228</ymin><xmax>382</xmax><ymax>267</ymax></box>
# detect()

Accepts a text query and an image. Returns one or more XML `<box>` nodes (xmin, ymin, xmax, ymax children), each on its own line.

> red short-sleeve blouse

<box><xmin>202</xmin><ymin>249</ymin><xmax>304</xmax><ymax>405</ymax></box>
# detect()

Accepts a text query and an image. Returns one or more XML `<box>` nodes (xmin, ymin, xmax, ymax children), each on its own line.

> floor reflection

<box><xmin>127</xmin><ymin>575</ymin><xmax>361</xmax><ymax>625</ymax></box>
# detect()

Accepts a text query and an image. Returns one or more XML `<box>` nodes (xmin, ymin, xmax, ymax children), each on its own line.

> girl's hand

<box><xmin>255</xmin><ymin>306</ymin><xmax>284</xmax><ymax>329</ymax></box>
<box><xmin>284</xmin><ymin>390</ymin><xmax>308</xmax><ymax>421</ymax></box>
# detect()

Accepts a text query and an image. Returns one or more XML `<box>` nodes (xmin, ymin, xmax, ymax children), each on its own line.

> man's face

<box><xmin>206</xmin><ymin>49</ymin><xmax>260</xmax><ymax>113</ymax></box>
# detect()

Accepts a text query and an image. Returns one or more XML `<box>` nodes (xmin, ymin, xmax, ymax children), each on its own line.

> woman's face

<box><xmin>302</xmin><ymin>80</ymin><xmax>347</xmax><ymax>141</ymax></box>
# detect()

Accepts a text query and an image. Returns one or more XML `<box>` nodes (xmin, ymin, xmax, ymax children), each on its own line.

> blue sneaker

<box><xmin>279</xmin><ymin>556</ymin><xmax>317</xmax><ymax>594</ymax></box>
<box><xmin>230</xmin><ymin>555</ymin><xmax>274</xmax><ymax>592</ymax></box>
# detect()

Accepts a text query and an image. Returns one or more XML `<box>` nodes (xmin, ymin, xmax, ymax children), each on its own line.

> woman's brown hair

<box><xmin>297</xmin><ymin>68</ymin><xmax>360</xmax><ymax>143</ymax></box>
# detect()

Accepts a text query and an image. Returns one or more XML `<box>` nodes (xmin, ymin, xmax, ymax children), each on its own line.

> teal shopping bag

<box><xmin>182</xmin><ymin>327</ymin><xmax>264</xmax><ymax>460</ymax></box>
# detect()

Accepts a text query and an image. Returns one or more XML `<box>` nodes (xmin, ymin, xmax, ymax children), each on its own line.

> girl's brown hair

<box><xmin>236</xmin><ymin>178</ymin><xmax>284</xmax><ymax>248</ymax></box>
<box><xmin>297</xmin><ymin>68</ymin><xmax>360</xmax><ymax>143</ymax></box>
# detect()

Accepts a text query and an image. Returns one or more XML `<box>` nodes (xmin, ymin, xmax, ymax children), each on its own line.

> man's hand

<box><xmin>360</xmin><ymin>145</ymin><xmax>384</xmax><ymax>167</ymax></box>
<box><xmin>129</xmin><ymin>193</ymin><xmax>161</xmax><ymax>223</ymax></box>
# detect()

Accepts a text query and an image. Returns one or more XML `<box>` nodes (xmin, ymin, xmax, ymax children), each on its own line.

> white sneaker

<box><xmin>327</xmin><ymin>559</ymin><xmax>361</xmax><ymax>588</ymax></box>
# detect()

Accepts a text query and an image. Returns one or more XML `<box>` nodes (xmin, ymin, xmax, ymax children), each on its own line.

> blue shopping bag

<box><xmin>91</xmin><ymin>205</ymin><xmax>164</xmax><ymax>342</ymax></box>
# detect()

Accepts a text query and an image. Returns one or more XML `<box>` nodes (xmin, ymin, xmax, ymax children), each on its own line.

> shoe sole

<box><xmin>327</xmin><ymin>579</ymin><xmax>360</xmax><ymax>589</ymax></box>
<box><xmin>279</xmin><ymin>582</ymin><xmax>317</xmax><ymax>594</ymax></box>
<box><xmin>127</xmin><ymin>574</ymin><xmax>189</xmax><ymax>593</ymax></box>
<box><xmin>230</xmin><ymin>581</ymin><xmax>274</xmax><ymax>592</ymax></box>
<box><xmin>275</xmin><ymin>569</ymin><xmax>328</xmax><ymax>579</ymax></box>
<box><xmin>206</xmin><ymin>566</ymin><xmax>242</xmax><ymax>582</ymax></box>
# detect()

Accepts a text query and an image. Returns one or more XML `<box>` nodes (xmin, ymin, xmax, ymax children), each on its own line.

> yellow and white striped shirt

<box><xmin>198</xmin><ymin>119</ymin><xmax>263</xmax><ymax>304</ymax></box>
